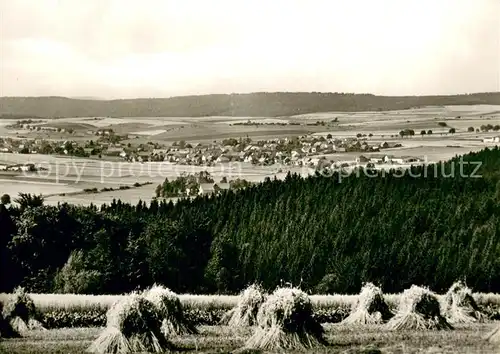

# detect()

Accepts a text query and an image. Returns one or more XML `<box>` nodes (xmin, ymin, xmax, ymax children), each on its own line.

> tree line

<box><xmin>1</xmin><ymin>147</ymin><xmax>499</xmax><ymax>295</ymax></box>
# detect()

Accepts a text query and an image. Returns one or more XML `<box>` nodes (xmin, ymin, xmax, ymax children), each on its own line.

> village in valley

<box><xmin>1</xmin><ymin>113</ymin><xmax>500</xmax><ymax>202</ymax></box>
<box><xmin>2</xmin><ymin>118</ymin><xmax>499</xmax><ymax>173</ymax></box>
<box><xmin>0</xmin><ymin>119</ymin><xmax>402</xmax><ymax>163</ymax></box>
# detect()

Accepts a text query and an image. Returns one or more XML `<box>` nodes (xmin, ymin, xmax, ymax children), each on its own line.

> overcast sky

<box><xmin>1</xmin><ymin>0</ymin><xmax>499</xmax><ymax>98</ymax></box>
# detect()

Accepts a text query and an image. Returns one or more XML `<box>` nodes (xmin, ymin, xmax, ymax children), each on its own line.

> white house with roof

<box><xmin>483</xmin><ymin>136</ymin><xmax>500</xmax><ymax>143</ymax></box>
<box><xmin>216</xmin><ymin>155</ymin><xmax>230</xmax><ymax>163</ymax></box>
<box><xmin>198</xmin><ymin>183</ymin><xmax>214</xmax><ymax>196</ymax></box>
<box><xmin>198</xmin><ymin>182</ymin><xmax>230</xmax><ymax>196</ymax></box>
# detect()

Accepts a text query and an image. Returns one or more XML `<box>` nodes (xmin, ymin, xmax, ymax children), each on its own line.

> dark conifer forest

<box><xmin>1</xmin><ymin>147</ymin><xmax>499</xmax><ymax>295</ymax></box>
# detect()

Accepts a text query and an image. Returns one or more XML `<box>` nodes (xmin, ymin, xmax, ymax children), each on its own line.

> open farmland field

<box><xmin>2</xmin><ymin>104</ymin><xmax>499</xmax><ymax>143</ymax></box>
<box><xmin>0</xmin><ymin>292</ymin><xmax>499</xmax><ymax>353</ymax></box>
<box><xmin>0</xmin><ymin>152</ymin><xmax>311</xmax><ymax>206</ymax></box>
<box><xmin>2</xmin><ymin>104</ymin><xmax>499</xmax><ymax>146</ymax></box>
<box><xmin>0</xmin><ymin>104</ymin><xmax>499</xmax><ymax>206</ymax></box>
<box><xmin>42</xmin><ymin>184</ymin><xmax>167</xmax><ymax>206</ymax></box>
<box><xmin>1</xmin><ymin>323</ymin><xmax>499</xmax><ymax>354</ymax></box>
<box><xmin>0</xmin><ymin>179</ymin><xmax>83</xmax><ymax>197</ymax></box>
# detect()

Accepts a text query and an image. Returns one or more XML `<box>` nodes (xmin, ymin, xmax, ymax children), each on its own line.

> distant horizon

<box><xmin>1</xmin><ymin>90</ymin><xmax>500</xmax><ymax>101</ymax></box>
<box><xmin>1</xmin><ymin>1</ymin><xmax>498</xmax><ymax>98</ymax></box>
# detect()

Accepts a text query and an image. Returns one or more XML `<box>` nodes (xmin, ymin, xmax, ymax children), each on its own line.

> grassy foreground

<box><xmin>1</xmin><ymin>323</ymin><xmax>499</xmax><ymax>354</ymax></box>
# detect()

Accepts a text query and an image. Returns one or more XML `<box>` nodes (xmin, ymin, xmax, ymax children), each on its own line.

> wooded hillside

<box><xmin>1</xmin><ymin>92</ymin><xmax>499</xmax><ymax>118</ymax></box>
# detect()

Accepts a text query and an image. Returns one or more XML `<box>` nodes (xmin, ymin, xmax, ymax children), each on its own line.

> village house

<box><xmin>176</xmin><ymin>148</ymin><xmax>190</xmax><ymax>156</ymax></box>
<box><xmin>20</xmin><ymin>163</ymin><xmax>36</xmax><ymax>172</ymax></box>
<box><xmin>356</xmin><ymin>155</ymin><xmax>370</xmax><ymax>163</ymax></box>
<box><xmin>224</xmin><ymin>152</ymin><xmax>241</xmax><ymax>161</ymax></box>
<box><xmin>216</xmin><ymin>155</ymin><xmax>230</xmax><ymax>163</ymax></box>
<box><xmin>137</xmin><ymin>152</ymin><xmax>151</xmax><ymax>162</ymax></box>
<box><xmin>198</xmin><ymin>183</ymin><xmax>230</xmax><ymax>196</ymax></box>
<box><xmin>483</xmin><ymin>136</ymin><xmax>500</xmax><ymax>143</ymax></box>
<box><xmin>309</xmin><ymin>157</ymin><xmax>320</xmax><ymax>166</ymax></box>
<box><xmin>153</xmin><ymin>148</ymin><xmax>169</xmax><ymax>155</ymax></box>
<box><xmin>105</xmin><ymin>147</ymin><xmax>124</xmax><ymax>156</ymax></box>
<box><xmin>370</xmin><ymin>157</ymin><xmax>384</xmax><ymax>164</ymax></box>
<box><xmin>97</xmin><ymin>128</ymin><xmax>114</xmax><ymax>136</ymax></box>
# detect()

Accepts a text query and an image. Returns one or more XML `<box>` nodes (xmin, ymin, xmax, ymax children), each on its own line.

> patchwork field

<box><xmin>3</xmin><ymin>105</ymin><xmax>499</xmax><ymax>143</ymax></box>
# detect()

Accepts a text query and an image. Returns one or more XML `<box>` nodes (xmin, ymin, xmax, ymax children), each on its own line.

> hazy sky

<box><xmin>1</xmin><ymin>0</ymin><xmax>499</xmax><ymax>98</ymax></box>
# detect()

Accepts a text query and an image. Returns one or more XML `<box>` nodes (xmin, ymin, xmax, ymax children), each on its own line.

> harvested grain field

<box><xmin>1</xmin><ymin>323</ymin><xmax>499</xmax><ymax>353</ymax></box>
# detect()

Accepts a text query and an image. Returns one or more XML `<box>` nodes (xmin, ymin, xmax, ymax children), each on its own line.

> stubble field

<box><xmin>0</xmin><ymin>292</ymin><xmax>499</xmax><ymax>353</ymax></box>
<box><xmin>2</xmin><ymin>323</ymin><xmax>499</xmax><ymax>354</ymax></box>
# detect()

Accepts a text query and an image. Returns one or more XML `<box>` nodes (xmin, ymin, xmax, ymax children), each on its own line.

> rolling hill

<box><xmin>1</xmin><ymin>92</ymin><xmax>499</xmax><ymax>118</ymax></box>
